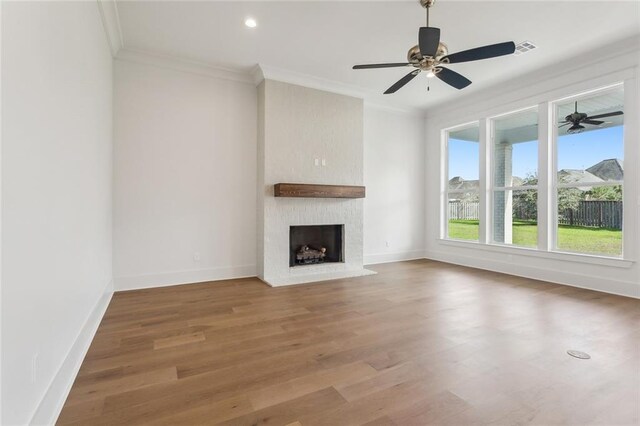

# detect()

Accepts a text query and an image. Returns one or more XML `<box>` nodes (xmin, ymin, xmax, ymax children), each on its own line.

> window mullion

<box><xmin>622</xmin><ymin>77</ymin><xmax>637</xmax><ymax>261</ymax></box>
<box><xmin>441</xmin><ymin>129</ymin><xmax>448</xmax><ymax>239</ymax></box>
<box><xmin>479</xmin><ymin>118</ymin><xmax>489</xmax><ymax>244</ymax></box>
<box><xmin>538</xmin><ymin>101</ymin><xmax>551</xmax><ymax>251</ymax></box>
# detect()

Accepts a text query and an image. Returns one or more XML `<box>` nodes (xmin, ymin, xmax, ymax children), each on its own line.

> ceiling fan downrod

<box><xmin>420</xmin><ymin>0</ymin><xmax>436</xmax><ymax>26</ymax></box>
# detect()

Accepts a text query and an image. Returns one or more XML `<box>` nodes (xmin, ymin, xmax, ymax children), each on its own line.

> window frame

<box><xmin>488</xmin><ymin>106</ymin><xmax>540</xmax><ymax>248</ymax></box>
<box><xmin>550</xmin><ymin>83</ymin><xmax>625</xmax><ymax>258</ymax></box>
<box><xmin>440</xmin><ymin>77</ymin><xmax>636</xmax><ymax>266</ymax></box>
<box><xmin>442</xmin><ymin>121</ymin><xmax>481</xmax><ymax>242</ymax></box>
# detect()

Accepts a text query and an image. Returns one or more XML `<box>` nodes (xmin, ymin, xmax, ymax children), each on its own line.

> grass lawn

<box><xmin>448</xmin><ymin>220</ymin><xmax>622</xmax><ymax>256</ymax></box>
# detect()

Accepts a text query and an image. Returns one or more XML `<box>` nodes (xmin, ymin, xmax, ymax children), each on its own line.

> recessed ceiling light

<box><xmin>244</xmin><ymin>18</ymin><xmax>257</xmax><ymax>28</ymax></box>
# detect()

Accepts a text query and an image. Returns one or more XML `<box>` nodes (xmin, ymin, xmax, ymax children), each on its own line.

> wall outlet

<box><xmin>321</xmin><ymin>158</ymin><xmax>326</xmax><ymax>166</ymax></box>
<box><xmin>31</xmin><ymin>354</ymin><xmax>38</xmax><ymax>383</ymax></box>
<box><xmin>314</xmin><ymin>158</ymin><xmax>319</xmax><ymax>166</ymax></box>
<box><xmin>193</xmin><ymin>252</ymin><xmax>201</xmax><ymax>262</ymax></box>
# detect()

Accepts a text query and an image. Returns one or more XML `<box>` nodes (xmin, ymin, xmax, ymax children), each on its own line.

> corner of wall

<box><xmin>0</xmin><ymin>0</ymin><xmax>4</xmax><ymax>421</ymax></box>
<box><xmin>256</xmin><ymin>81</ymin><xmax>266</xmax><ymax>280</ymax></box>
<box><xmin>29</xmin><ymin>280</ymin><xmax>113</xmax><ymax>426</ymax></box>
<box><xmin>96</xmin><ymin>0</ymin><xmax>123</xmax><ymax>57</ymax></box>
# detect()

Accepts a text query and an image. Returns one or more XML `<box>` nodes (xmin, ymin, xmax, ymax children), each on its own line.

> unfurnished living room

<box><xmin>1</xmin><ymin>0</ymin><xmax>639</xmax><ymax>425</ymax></box>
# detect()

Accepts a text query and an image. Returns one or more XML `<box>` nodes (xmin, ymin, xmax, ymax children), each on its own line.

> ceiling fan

<box><xmin>352</xmin><ymin>0</ymin><xmax>516</xmax><ymax>94</ymax></box>
<box><xmin>559</xmin><ymin>101</ymin><xmax>624</xmax><ymax>134</ymax></box>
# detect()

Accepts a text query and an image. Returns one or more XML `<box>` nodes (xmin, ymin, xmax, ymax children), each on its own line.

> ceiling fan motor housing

<box><xmin>407</xmin><ymin>43</ymin><xmax>448</xmax><ymax>70</ymax></box>
<box><xmin>420</xmin><ymin>0</ymin><xmax>436</xmax><ymax>9</ymax></box>
<box><xmin>566</xmin><ymin>112</ymin><xmax>587</xmax><ymax>122</ymax></box>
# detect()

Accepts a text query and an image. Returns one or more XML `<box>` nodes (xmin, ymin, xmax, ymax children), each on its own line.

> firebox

<box><xmin>289</xmin><ymin>225</ymin><xmax>344</xmax><ymax>267</ymax></box>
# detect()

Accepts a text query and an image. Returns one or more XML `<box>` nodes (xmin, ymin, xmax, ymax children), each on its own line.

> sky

<box><xmin>448</xmin><ymin>126</ymin><xmax>624</xmax><ymax>181</ymax></box>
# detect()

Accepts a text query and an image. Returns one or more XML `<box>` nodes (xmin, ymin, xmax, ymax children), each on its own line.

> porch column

<box><xmin>493</xmin><ymin>141</ymin><xmax>513</xmax><ymax>244</ymax></box>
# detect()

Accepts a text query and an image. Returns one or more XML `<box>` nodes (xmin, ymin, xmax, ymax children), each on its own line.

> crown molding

<box><xmin>363</xmin><ymin>101</ymin><xmax>427</xmax><ymax>118</ymax></box>
<box><xmin>251</xmin><ymin>65</ymin><xmax>265</xmax><ymax>86</ymax></box>
<box><xmin>113</xmin><ymin>47</ymin><xmax>426</xmax><ymax>116</ymax></box>
<box><xmin>257</xmin><ymin>64</ymin><xmax>426</xmax><ymax>117</ymax></box>
<box><xmin>97</xmin><ymin>0</ymin><xmax>123</xmax><ymax>57</ymax></box>
<box><xmin>115</xmin><ymin>48</ymin><xmax>256</xmax><ymax>85</ymax></box>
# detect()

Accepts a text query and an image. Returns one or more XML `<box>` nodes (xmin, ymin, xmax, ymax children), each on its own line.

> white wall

<box><xmin>114</xmin><ymin>60</ymin><xmax>427</xmax><ymax>289</ymax></box>
<box><xmin>113</xmin><ymin>59</ymin><xmax>257</xmax><ymax>290</ymax></box>
<box><xmin>363</xmin><ymin>106</ymin><xmax>425</xmax><ymax>264</ymax></box>
<box><xmin>1</xmin><ymin>2</ymin><xmax>114</xmax><ymax>424</ymax></box>
<box><xmin>424</xmin><ymin>38</ymin><xmax>640</xmax><ymax>298</ymax></box>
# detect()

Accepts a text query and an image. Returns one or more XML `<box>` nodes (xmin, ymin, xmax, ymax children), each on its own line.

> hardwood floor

<box><xmin>58</xmin><ymin>260</ymin><xmax>640</xmax><ymax>425</ymax></box>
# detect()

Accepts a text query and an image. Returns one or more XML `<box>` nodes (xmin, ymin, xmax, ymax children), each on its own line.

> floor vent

<box><xmin>567</xmin><ymin>350</ymin><xmax>591</xmax><ymax>359</ymax></box>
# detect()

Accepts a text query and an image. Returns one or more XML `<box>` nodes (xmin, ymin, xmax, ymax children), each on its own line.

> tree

<box><xmin>512</xmin><ymin>174</ymin><xmax>537</xmax><ymax>221</ymax></box>
<box><xmin>557</xmin><ymin>187</ymin><xmax>583</xmax><ymax>212</ymax></box>
<box><xmin>586</xmin><ymin>185</ymin><xmax>622</xmax><ymax>201</ymax></box>
<box><xmin>511</xmin><ymin>173</ymin><xmax>590</xmax><ymax>220</ymax></box>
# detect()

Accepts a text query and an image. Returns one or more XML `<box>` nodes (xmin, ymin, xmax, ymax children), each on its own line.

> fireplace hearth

<box><xmin>290</xmin><ymin>225</ymin><xmax>344</xmax><ymax>267</ymax></box>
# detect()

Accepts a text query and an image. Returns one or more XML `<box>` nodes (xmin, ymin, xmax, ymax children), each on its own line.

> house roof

<box><xmin>448</xmin><ymin>177</ymin><xmax>479</xmax><ymax>192</ymax></box>
<box><xmin>586</xmin><ymin>158</ymin><xmax>623</xmax><ymax>181</ymax></box>
<box><xmin>556</xmin><ymin>170</ymin><xmax>603</xmax><ymax>191</ymax></box>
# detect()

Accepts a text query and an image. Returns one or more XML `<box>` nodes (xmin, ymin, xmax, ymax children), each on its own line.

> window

<box><xmin>553</xmin><ymin>86</ymin><xmax>624</xmax><ymax>257</ymax></box>
<box><xmin>442</xmin><ymin>82</ymin><xmax>628</xmax><ymax>260</ymax></box>
<box><xmin>446</xmin><ymin>123</ymin><xmax>479</xmax><ymax>241</ymax></box>
<box><xmin>490</xmin><ymin>108</ymin><xmax>538</xmax><ymax>247</ymax></box>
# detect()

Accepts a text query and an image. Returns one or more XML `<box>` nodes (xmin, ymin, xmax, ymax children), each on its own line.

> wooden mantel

<box><xmin>274</xmin><ymin>183</ymin><xmax>365</xmax><ymax>199</ymax></box>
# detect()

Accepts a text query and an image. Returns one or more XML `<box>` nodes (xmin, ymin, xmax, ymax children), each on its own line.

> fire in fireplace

<box><xmin>289</xmin><ymin>225</ymin><xmax>344</xmax><ymax>267</ymax></box>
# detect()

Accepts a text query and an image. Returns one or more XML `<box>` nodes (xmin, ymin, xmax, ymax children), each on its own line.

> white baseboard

<box><xmin>364</xmin><ymin>250</ymin><xmax>426</xmax><ymax>266</ymax></box>
<box><xmin>30</xmin><ymin>280</ymin><xmax>114</xmax><ymax>426</ymax></box>
<box><xmin>425</xmin><ymin>250</ymin><xmax>640</xmax><ymax>299</ymax></box>
<box><xmin>114</xmin><ymin>265</ymin><xmax>257</xmax><ymax>291</ymax></box>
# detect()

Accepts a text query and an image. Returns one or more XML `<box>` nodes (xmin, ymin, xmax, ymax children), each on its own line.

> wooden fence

<box><xmin>450</xmin><ymin>200</ymin><xmax>622</xmax><ymax>230</ymax></box>
<box><xmin>559</xmin><ymin>200</ymin><xmax>622</xmax><ymax>229</ymax></box>
<box><xmin>448</xmin><ymin>201</ymin><xmax>480</xmax><ymax>220</ymax></box>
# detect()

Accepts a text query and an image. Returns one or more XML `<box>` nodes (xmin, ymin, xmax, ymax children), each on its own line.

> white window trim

<box><xmin>441</xmin><ymin>77</ymin><xmax>636</xmax><ymax>264</ymax></box>
<box><xmin>493</xmin><ymin>185</ymin><xmax>538</xmax><ymax>191</ymax></box>
<box><xmin>555</xmin><ymin>181</ymin><xmax>623</xmax><ymax>189</ymax></box>
<box><xmin>437</xmin><ymin>238</ymin><xmax>634</xmax><ymax>268</ymax></box>
<box><xmin>441</xmin><ymin>121</ymin><xmax>480</xmax><ymax>241</ymax></box>
<box><xmin>488</xmin><ymin>105</ymin><xmax>539</xmax><ymax>247</ymax></box>
<box><xmin>550</xmin><ymin>83</ymin><xmax>626</xmax><ymax>258</ymax></box>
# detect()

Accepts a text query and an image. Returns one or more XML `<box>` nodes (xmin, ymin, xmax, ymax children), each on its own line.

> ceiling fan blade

<box><xmin>586</xmin><ymin>111</ymin><xmax>623</xmax><ymax>120</ymax></box>
<box><xmin>384</xmin><ymin>69</ymin><xmax>421</xmax><ymax>94</ymax></box>
<box><xmin>435</xmin><ymin>67</ymin><xmax>472</xmax><ymax>90</ymax></box>
<box><xmin>353</xmin><ymin>63</ymin><xmax>411</xmax><ymax>69</ymax></box>
<box><xmin>559</xmin><ymin>122</ymin><xmax>571</xmax><ymax>128</ymax></box>
<box><xmin>442</xmin><ymin>41</ymin><xmax>515</xmax><ymax>64</ymax></box>
<box><xmin>583</xmin><ymin>119</ymin><xmax>604</xmax><ymax>125</ymax></box>
<box><xmin>419</xmin><ymin>27</ymin><xmax>441</xmax><ymax>57</ymax></box>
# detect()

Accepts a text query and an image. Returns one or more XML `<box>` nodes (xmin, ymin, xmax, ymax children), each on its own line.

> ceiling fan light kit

<box><xmin>352</xmin><ymin>0</ymin><xmax>516</xmax><ymax>94</ymax></box>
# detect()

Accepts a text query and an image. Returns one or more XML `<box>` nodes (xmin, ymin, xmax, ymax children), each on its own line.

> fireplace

<box><xmin>289</xmin><ymin>225</ymin><xmax>344</xmax><ymax>267</ymax></box>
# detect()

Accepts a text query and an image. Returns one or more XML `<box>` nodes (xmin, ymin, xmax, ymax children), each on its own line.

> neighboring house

<box><xmin>448</xmin><ymin>177</ymin><xmax>479</xmax><ymax>201</ymax></box>
<box><xmin>449</xmin><ymin>158</ymin><xmax>623</xmax><ymax>199</ymax></box>
<box><xmin>448</xmin><ymin>176</ymin><xmax>479</xmax><ymax>192</ymax></box>
<box><xmin>586</xmin><ymin>158</ymin><xmax>624</xmax><ymax>181</ymax></box>
<box><xmin>557</xmin><ymin>169</ymin><xmax>603</xmax><ymax>186</ymax></box>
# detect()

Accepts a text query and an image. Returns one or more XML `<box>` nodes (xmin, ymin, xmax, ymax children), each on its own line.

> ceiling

<box><xmin>115</xmin><ymin>1</ymin><xmax>640</xmax><ymax>111</ymax></box>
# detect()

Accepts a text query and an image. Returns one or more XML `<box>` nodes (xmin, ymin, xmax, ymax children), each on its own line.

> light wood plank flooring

<box><xmin>58</xmin><ymin>260</ymin><xmax>640</xmax><ymax>425</ymax></box>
